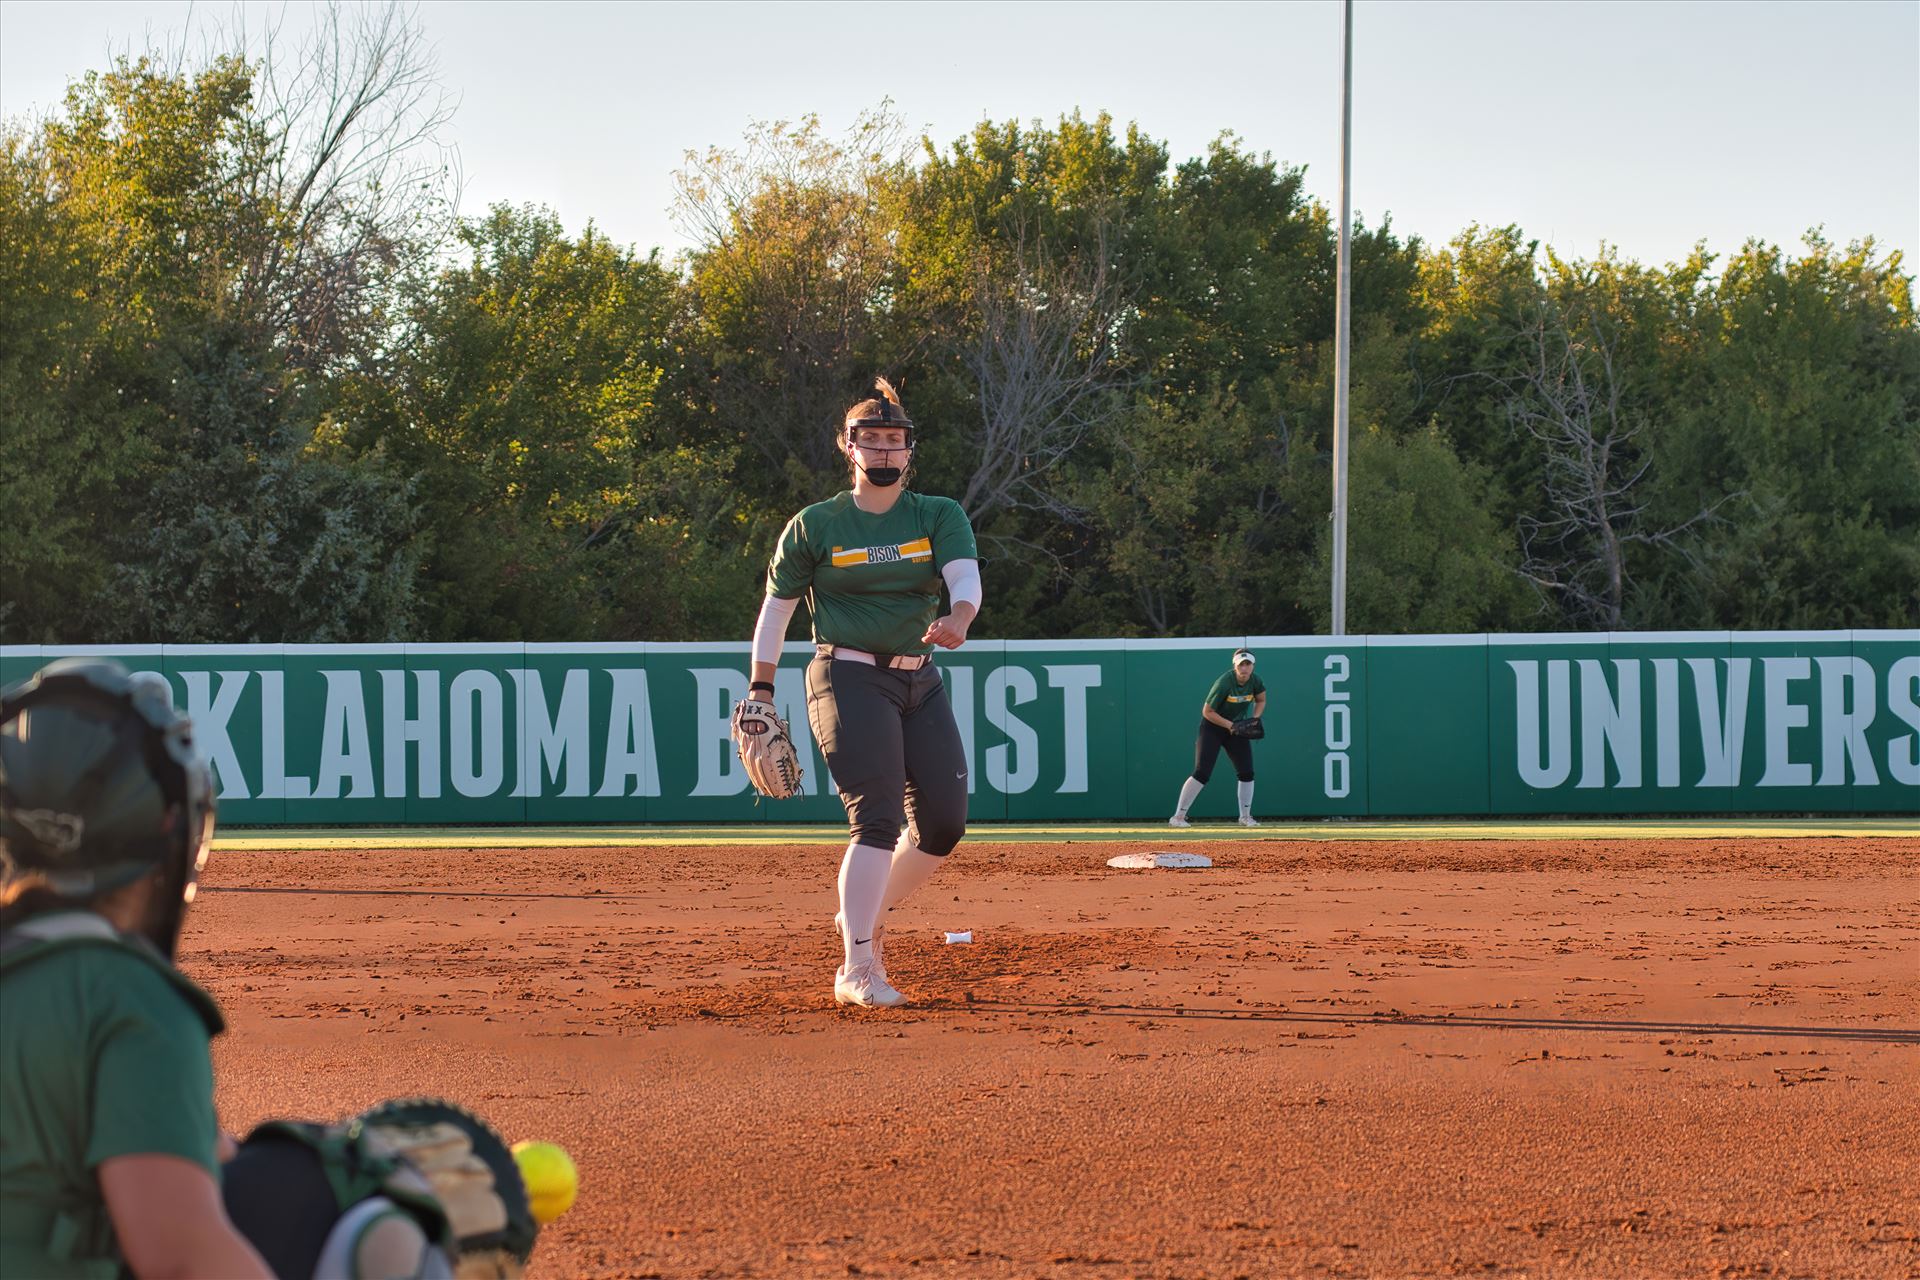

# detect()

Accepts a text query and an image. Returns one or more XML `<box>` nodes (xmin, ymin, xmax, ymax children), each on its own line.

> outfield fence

<box><xmin>3</xmin><ymin>631</ymin><xmax>1914</xmax><ymax>823</ymax></box>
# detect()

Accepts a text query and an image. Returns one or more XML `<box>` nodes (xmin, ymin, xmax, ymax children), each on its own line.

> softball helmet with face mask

<box><xmin>0</xmin><ymin>659</ymin><xmax>215</xmax><ymax>958</ymax></box>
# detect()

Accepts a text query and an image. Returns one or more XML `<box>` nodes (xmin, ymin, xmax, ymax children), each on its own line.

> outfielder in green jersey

<box><xmin>1169</xmin><ymin>648</ymin><xmax>1268</xmax><ymax>827</ymax></box>
<box><xmin>741</xmin><ymin>377</ymin><xmax>984</xmax><ymax>1009</ymax></box>
<box><xmin>0</xmin><ymin>660</ymin><xmax>272</xmax><ymax>1280</ymax></box>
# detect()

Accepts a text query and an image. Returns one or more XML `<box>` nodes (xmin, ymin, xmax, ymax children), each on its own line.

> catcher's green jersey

<box><xmin>0</xmin><ymin>915</ymin><xmax>224</xmax><ymax>1280</ymax></box>
<box><xmin>767</xmin><ymin>491</ymin><xmax>978</xmax><ymax>656</ymax></box>
<box><xmin>1205</xmin><ymin>670</ymin><xmax>1267</xmax><ymax>721</ymax></box>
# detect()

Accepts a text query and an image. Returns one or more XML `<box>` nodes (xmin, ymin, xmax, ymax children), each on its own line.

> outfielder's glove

<box><xmin>1231</xmin><ymin>716</ymin><xmax>1265</xmax><ymax>739</ymax></box>
<box><xmin>731</xmin><ymin>698</ymin><xmax>804</xmax><ymax>799</ymax></box>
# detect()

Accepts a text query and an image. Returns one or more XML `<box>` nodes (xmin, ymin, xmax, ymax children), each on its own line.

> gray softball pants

<box><xmin>804</xmin><ymin>651</ymin><xmax>968</xmax><ymax>855</ymax></box>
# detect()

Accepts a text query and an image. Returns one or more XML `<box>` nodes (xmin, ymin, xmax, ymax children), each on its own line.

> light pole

<box><xmin>1331</xmin><ymin>0</ymin><xmax>1353</xmax><ymax>636</ymax></box>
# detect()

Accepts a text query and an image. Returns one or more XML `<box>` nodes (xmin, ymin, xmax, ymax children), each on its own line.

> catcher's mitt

<box><xmin>731</xmin><ymin>698</ymin><xmax>804</xmax><ymax>799</ymax></box>
<box><xmin>1231</xmin><ymin>716</ymin><xmax>1265</xmax><ymax>740</ymax></box>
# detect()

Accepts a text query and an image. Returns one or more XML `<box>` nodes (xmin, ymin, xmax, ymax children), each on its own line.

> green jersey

<box><xmin>1205</xmin><ymin>670</ymin><xmax>1266</xmax><ymax>722</ymax></box>
<box><xmin>0</xmin><ymin>913</ymin><xmax>224</xmax><ymax>1280</ymax></box>
<box><xmin>767</xmin><ymin>490</ymin><xmax>978</xmax><ymax>656</ymax></box>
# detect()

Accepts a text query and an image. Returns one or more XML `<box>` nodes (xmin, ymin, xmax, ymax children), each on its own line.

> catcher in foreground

<box><xmin>733</xmin><ymin>377</ymin><xmax>983</xmax><ymax>1008</ymax></box>
<box><xmin>2</xmin><ymin>663</ymin><xmax>557</xmax><ymax>1280</ymax></box>
<box><xmin>1168</xmin><ymin>647</ymin><xmax>1267</xmax><ymax>828</ymax></box>
<box><xmin>1</xmin><ymin>660</ymin><xmax>274</xmax><ymax>1279</ymax></box>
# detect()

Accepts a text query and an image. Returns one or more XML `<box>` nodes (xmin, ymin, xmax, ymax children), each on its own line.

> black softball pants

<box><xmin>1192</xmin><ymin>720</ymin><xmax>1255</xmax><ymax>784</ymax></box>
<box><xmin>805</xmin><ymin>652</ymin><xmax>968</xmax><ymax>855</ymax></box>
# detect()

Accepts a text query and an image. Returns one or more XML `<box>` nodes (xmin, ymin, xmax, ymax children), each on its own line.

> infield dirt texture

<box><xmin>197</xmin><ymin>829</ymin><xmax>1918</xmax><ymax>1278</ymax></box>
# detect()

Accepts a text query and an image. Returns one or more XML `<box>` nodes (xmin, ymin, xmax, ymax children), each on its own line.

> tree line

<box><xmin>4</xmin><ymin>12</ymin><xmax>1915</xmax><ymax>645</ymax></box>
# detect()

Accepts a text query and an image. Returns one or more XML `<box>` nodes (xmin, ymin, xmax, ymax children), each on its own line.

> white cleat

<box><xmin>1239</xmin><ymin>815</ymin><xmax>1260</xmax><ymax>827</ymax></box>
<box><xmin>833</xmin><ymin>912</ymin><xmax>889</xmax><ymax>982</ymax></box>
<box><xmin>834</xmin><ymin>960</ymin><xmax>909</xmax><ymax>1008</ymax></box>
<box><xmin>1168</xmin><ymin>815</ymin><xmax>1191</xmax><ymax>828</ymax></box>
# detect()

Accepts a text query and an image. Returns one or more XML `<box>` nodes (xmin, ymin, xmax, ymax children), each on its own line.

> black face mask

<box><xmin>846</xmin><ymin>417</ymin><xmax>913</xmax><ymax>489</ymax></box>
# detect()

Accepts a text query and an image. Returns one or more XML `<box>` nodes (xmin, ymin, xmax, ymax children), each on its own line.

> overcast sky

<box><xmin>3</xmin><ymin>0</ymin><xmax>1915</xmax><ymax>268</ymax></box>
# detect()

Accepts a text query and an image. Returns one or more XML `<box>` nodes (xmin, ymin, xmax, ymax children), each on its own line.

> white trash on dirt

<box><xmin>943</xmin><ymin>930</ymin><xmax>974</xmax><ymax>944</ymax></box>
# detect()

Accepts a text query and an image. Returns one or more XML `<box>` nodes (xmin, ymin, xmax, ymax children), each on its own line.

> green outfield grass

<box><xmin>210</xmin><ymin>816</ymin><xmax>1918</xmax><ymax>850</ymax></box>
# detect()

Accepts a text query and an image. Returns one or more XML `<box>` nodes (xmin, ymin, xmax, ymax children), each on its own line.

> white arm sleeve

<box><xmin>941</xmin><ymin>558</ymin><xmax>983</xmax><ymax>612</ymax></box>
<box><xmin>750</xmin><ymin>594</ymin><xmax>801</xmax><ymax>668</ymax></box>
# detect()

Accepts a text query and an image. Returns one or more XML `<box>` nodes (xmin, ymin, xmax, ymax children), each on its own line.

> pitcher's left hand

<box><xmin>922</xmin><ymin>614</ymin><xmax>970</xmax><ymax>649</ymax></box>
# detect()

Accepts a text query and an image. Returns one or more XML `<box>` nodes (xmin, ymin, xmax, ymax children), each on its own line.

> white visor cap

<box><xmin>1232</xmin><ymin>649</ymin><xmax>1255</xmax><ymax>666</ymax></box>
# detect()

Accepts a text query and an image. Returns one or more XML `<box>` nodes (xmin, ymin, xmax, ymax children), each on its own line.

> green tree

<box><xmin>1495</xmin><ymin>250</ymin><xmax>1711</xmax><ymax>629</ymax></box>
<box><xmin>117</xmin><ymin>334</ymin><xmax>420</xmax><ymax>642</ymax></box>
<box><xmin>877</xmin><ymin>113</ymin><xmax>1163</xmax><ymax>554</ymax></box>
<box><xmin>365</xmin><ymin>205</ymin><xmax>742</xmax><ymax>640</ymax></box>
<box><xmin>2</xmin><ymin>52</ymin><xmax>425</xmax><ymax>642</ymax></box>
<box><xmin>1078</xmin><ymin>389</ymin><xmax>1319</xmax><ymax>637</ymax></box>
<box><xmin>1648</xmin><ymin>236</ymin><xmax>1920</xmax><ymax>627</ymax></box>
<box><xmin>13</xmin><ymin>46</ymin><xmax>1914</xmax><ymax>646</ymax></box>
<box><xmin>1411</xmin><ymin>224</ymin><xmax>1548</xmax><ymax>523</ymax></box>
<box><xmin>1298</xmin><ymin>425</ymin><xmax>1532</xmax><ymax>633</ymax></box>
<box><xmin>0</xmin><ymin>128</ymin><xmax>139</xmax><ymax>639</ymax></box>
<box><xmin>886</xmin><ymin>119</ymin><xmax>1427</xmax><ymax>638</ymax></box>
<box><xmin>673</xmin><ymin>111</ymin><xmax>908</xmax><ymax>509</ymax></box>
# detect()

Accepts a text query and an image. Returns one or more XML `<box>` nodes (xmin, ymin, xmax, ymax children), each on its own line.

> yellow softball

<box><xmin>511</xmin><ymin>1140</ymin><xmax>578</xmax><ymax>1224</ymax></box>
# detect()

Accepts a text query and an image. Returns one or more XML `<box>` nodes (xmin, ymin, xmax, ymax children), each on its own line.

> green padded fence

<box><xmin>3</xmin><ymin>631</ymin><xmax>1913</xmax><ymax>823</ymax></box>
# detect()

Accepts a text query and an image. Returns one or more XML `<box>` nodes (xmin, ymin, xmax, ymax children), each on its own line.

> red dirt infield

<box><xmin>192</xmin><ymin>836</ymin><xmax>1920</xmax><ymax>1279</ymax></box>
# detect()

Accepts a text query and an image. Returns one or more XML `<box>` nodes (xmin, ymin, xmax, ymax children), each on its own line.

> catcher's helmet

<box><xmin>0</xmin><ymin>659</ymin><xmax>215</xmax><ymax>941</ymax></box>
<box><xmin>354</xmin><ymin>1097</ymin><xmax>539</xmax><ymax>1268</ymax></box>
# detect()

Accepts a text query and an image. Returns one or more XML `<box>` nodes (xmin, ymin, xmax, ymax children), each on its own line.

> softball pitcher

<box><xmin>1168</xmin><ymin>648</ymin><xmax>1267</xmax><ymax>827</ymax></box>
<box><xmin>1</xmin><ymin>659</ymin><xmax>272</xmax><ymax>1279</ymax></box>
<box><xmin>732</xmin><ymin>378</ymin><xmax>983</xmax><ymax>1008</ymax></box>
